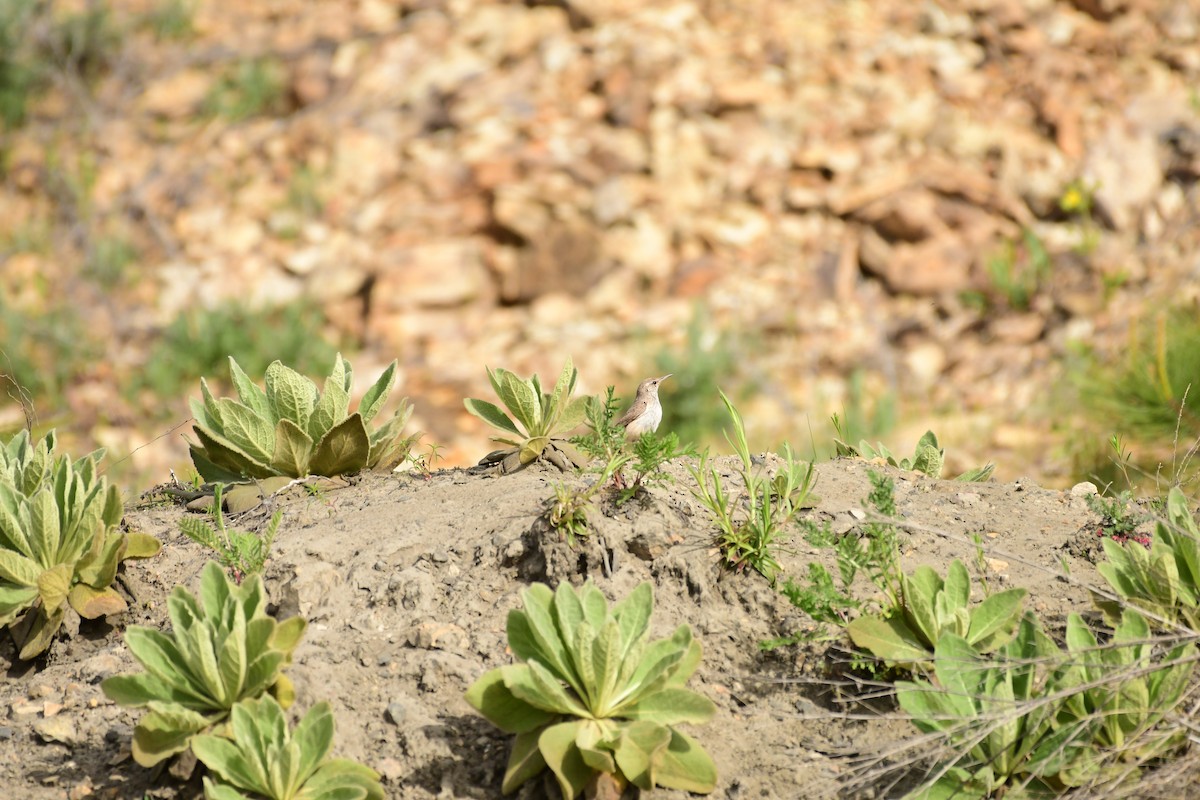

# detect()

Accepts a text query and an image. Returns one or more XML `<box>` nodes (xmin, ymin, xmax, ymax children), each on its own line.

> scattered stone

<box><xmin>1071</xmin><ymin>481</ymin><xmax>1099</xmax><ymax>496</ymax></box>
<box><xmin>384</xmin><ymin>702</ymin><xmax>406</xmax><ymax>725</ymax></box>
<box><xmin>33</xmin><ymin>717</ymin><xmax>77</xmax><ymax>746</ymax></box>
<box><xmin>376</xmin><ymin>756</ymin><xmax>405</xmax><ymax>783</ymax></box>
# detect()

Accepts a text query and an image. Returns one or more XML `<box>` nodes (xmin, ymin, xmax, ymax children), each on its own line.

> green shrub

<box><xmin>188</xmin><ymin>354</ymin><xmax>416</xmax><ymax>482</ymax></box>
<box><xmin>102</xmin><ymin>561</ymin><xmax>305</xmax><ymax>766</ymax></box>
<box><xmin>465</xmin><ymin>581</ymin><xmax>717</xmax><ymax>797</ymax></box>
<box><xmin>137</xmin><ymin>301</ymin><xmax>340</xmax><ymax>405</ymax></box>
<box><xmin>193</xmin><ymin>695</ymin><xmax>383</xmax><ymax>800</ymax></box>
<box><xmin>0</xmin><ymin>430</ymin><xmax>160</xmax><ymax>659</ymax></box>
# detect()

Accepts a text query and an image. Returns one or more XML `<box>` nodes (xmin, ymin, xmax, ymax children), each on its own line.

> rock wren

<box><xmin>615</xmin><ymin>375</ymin><xmax>672</xmax><ymax>438</ymax></box>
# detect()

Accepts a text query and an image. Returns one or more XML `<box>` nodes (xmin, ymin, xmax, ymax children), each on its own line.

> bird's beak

<box><xmin>660</xmin><ymin>374</ymin><xmax>673</xmax><ymax>382</ymax></box>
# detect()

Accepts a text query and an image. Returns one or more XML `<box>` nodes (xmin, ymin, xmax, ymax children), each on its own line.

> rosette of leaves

<box><xmin>848</xmin><ymin>559</ymin><xmax>1027</xmax><ymax>669</ymax></box>
<box><xmin>102</xmin><ymin>561</ymin><xmax>306</xmax><ymax>767</ymax></box>
<box><xmin>193</xmin><ymin>695</ymin><xmax>383</xmax><ymax>800</ymax></box>
<box><xmin>189</xmin><ymin>354</ymin><xmax>416</xmax><ymax>483</ymax></box>
<box><xmin>834</xmin><ymin>428</ymin><xmax>994</xmax><ymax>482</ymax></box>
<box><xmin>896</xmin><ymin>614</ymin><xmax>1069</xmax><ymax>799</ymax></box>
<box><xmin>465</xmin><ymin>581</ymin><xmax>717</xmax><ymax>798</ymax></box>
<box><xmin>464</xmin><ymin>359</ymin><xmax>589</xmax><ymax>473</ymax></box>
<box><xmin>1051</xmin><ymin>609</ymin><xmax>1194</xmax><ymax>787</ymax></box>
<box><xmin>1094</xmin><ymin>486</ymin><xmax>1200</xmax><ymax>629</ymax></box>
<box><xmin>0</xmin><ymin>431</ymin><xmax>160</xmax><ymax>659</ymax></box>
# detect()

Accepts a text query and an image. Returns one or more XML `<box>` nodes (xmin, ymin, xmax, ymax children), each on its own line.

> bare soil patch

<box><xmin>2</xmin><ymin>458</ymin><xmax>1191</xmax><ymax>799</ymax></box>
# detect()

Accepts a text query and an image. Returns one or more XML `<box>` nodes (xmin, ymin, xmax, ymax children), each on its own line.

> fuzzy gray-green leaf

<box><xmin>310</xmin><ymin>414</ymin><xmax>370</xmax><ymax>477</ymax></box>
<box><xmin>358</xmin><ymin>361</ymin><xmax>397</xmax><ymax>425</ymax></box>
<box><xmin>265</xmin><ymin>361</ymin><xmax>319</xmax><ymax>430</ymax></box>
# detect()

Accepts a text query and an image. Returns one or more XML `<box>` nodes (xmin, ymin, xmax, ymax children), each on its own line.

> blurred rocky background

<box><xmin>1</xmin><ymin>0</ymin><xmax>1198</xmax><ymax>492</ymax></box>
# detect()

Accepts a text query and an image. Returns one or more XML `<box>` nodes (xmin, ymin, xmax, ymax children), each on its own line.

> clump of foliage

<box><xmin>1084</xmin><ymin>490</ymin><xmax>1150</xmax><ymax>547</ymax></box>
<box><xmin>834</xmin><ymin>422</ymin><xmax>994</xmax><ymax>482</ymax></box>
<box><xmin>1075</xmin><ymin>310</ymin><xmax>1200</xmax><ymax>441</ymax></box>
<box><xmin>464</xmin><ymin>359</ymin><xmax>589</xmax><ymax>474</ymax></box>
<box><xmin>896</xmin><ymin>614</ymin><xmax>1068</xmax><ymax>799</ymax></box>
<box><xmin>763</xmin><ymin>470</ymin><xmax>901</xmax><ymax>647</ymax></box>
<box><xmin>545</xmin><ymin>456</ymin><xmax>627</xmax><ymax>545</ymax></box>
<box><xmin>180</xmin><ymin>485</ymin><xmax>280</xmax><ymax>583</ymax></box>
<box><xmin>688</xmin><ymin>391</ymin><xmax>816</xmax><ymax>581</ymax></box>
<box><xmin>1093</xmin><ymin>486</ymin><xmax>1200</xmax><ymax>630</ymax></box>
<box><xmin>848</xmin><ymin>559</ymin><xmax>1027</xmax><ymax>670</ymax></box>
<box><xmin>0</xmin><ymin>430</ymin><xmax>160</xmax><ymax>659</ymax></box>
<box><xmin>137</xmin><ymin>301</ymin><xmax>339</xmax><ymax>408</ymax></box>
<box><xmin>189</xmin><ymin>354</ymin><xmax>417</xmax><ymax>482</ymax></box>
<box><xmin>0</xmin><ymin>0</ymin><xmax>119</xmax><ymax>130</ymax></box>
<box><xmin>1054</xmin><ymin>609</ymin><xmax>1193</xmax><ymax>786</ymax></box>
<box><xmin>895</xmin><ymin>608</ymin><xmax>1195</xmax><ymax>799</ymax></box>
<box><xmin>464</xmin><ymin>581</ymin><xmax>716</xmax><ymax>798</ymax></box>
<box><xmin>617</xmin><ymin>431</ymin><xmax>693</xmax><ymax>505</ymax></box>
<box><xmin>102</xmin><ymin>561</ymin><xmax>306</xmax><ymax>766</ymax></box>
<box><xmin>572</xmin><ymin>387</ymin><xmax>627</xmax><ymax>467</ymax></box>
<box><xmin>193</xmin><ymin>694</ymin><xmax>383</xmax><ymax>800</ymax></box>
<box><xmin>203</xmin><ymin>57</ymin><xmax>289</xmax><ymax>121</ymax></box>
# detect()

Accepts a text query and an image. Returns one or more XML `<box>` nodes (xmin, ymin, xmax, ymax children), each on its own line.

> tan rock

<box><xmin>374</xmin><ymin>240</ymin><xmax>492</xmax><ymax>309</ymax></box>
<box><xmin>141</xmin><ymin>70</ymin><xmax>212</xmax><ymax>118</ymax></box>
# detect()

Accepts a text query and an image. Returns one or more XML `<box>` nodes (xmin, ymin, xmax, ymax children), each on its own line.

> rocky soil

<box><xmin>5</xmin><ymin>457</ymin><xmax>1192</xmax><ymax>800</ymax></box>
<box><xmin>2</xmin><ymin>0</ymin><xmax>1199</xmax><ymax>489</ymax></box>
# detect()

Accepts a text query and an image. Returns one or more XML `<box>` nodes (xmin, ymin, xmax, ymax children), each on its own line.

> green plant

<box><xmin>101</xmin><ymin>561</ymin><xmax>306</xmax><ymax>766</ymax></box>
<box><xmin>1084</xmin><ymin>490</ymin><xmax>1149</xmax><ymax>546</ymax></box>
<box><xmin>464</xmin><ymin>581</ymin><xmax>717</xmax><ymax>798</ymax></box>
<box><xmin>193</xmin><ymin>694</ymin><xmax>383</xmax><ymax>800</ymax></box>
<box><xmin>137</xmin><ymin>301</ymin><xmax>340</xmax><ymax>405</ymax></box>
<box><xmin>1075</xmin><ymin>310</ymin><xmax>1200</xmax><ymax>441</ymax></box>
<box><xmin>615</xmin><ymin>431</ymin><xmax>692</xmax><ymax>505</ymax></box>
<box><xmin>204</xmin><ymin>58</ymin><xmax>289</xmax><ymax>122</ymax></box>
<box><xmin>0</xmin><ymin>0</ymin><xmax>37</xmax><ymax>129</ymax></box>
<box><xmin>1059</xmin><ymin>178</ymin><xmax>1100</xmax><ymax>255</ymax></box>
<box><xmin>464</xmin><ymin>359</ymin><xmax>590</xmax><ymax>474</ymax></box>
<box><xmin>847</xmin><ymin>559</ymin><xmax>1027</xmax><ymax>669</ymax></box>
<box><xmin>188</xmin><ymin>354</ymin><xmax>417</xmax><ymax>482</ymax></box>
<box><xmin>1093</xmin><ymin>487</ymin><xmax>1200</xmax><ymax>629</ymax></box>
<box><xmin>833</xmin><ymin>423</ymin><xmax>994</xmax><ymax>482</ymax></box>
<box><xmin>84</xmin><ymin>233</ymin><xmax>139</xmax><ymax>289</ymax></box>
<box><xmin>544</xmin><ymin>455</ymin><xmax>630</xmax><ymax>544</ymax></box>
<box><xmin>0</xmin><ymin>430</ymin><xmax>160</xmax><ymax>658</ymax></box>
<box><xmin>984</xmin><ymin>227</ymin><xmax>1052</xmax><ymax>312</ymax></box>
<box><xmin>761</xmin><ymin>521</ymin><xmax>861</xmax><ymax>648</ymax></box>
<box><xmin>142</xmin><ymin>0</ymin><xmax>194</xmax><ymax>39</ymax></box>
<box><xmin>571</xmin><ymin>387</ymin><xmax>626</xmax><ymax>466</ymax></box>
<box><xmin>896</xmin><ymin>614</ymin><xmax>1068</xmax><ymax>799</ymax></box>
<box><xmin>1052</xmin><ymin>609</ymin><xmax>1194</xmax><ymax>787</ymax></box>
<box><xmin>180</xmin><ymin>485</ymin><xmax>280</xmax><ymax>583</ymax></box>
<box><xmin>764</xmin><ymin>472</ymin><xmax>902</xmax><ymax>647</ymax></box>
<box><xmin>687</xmin><ymin>391</ymin><xmax>816</xmax><ymax>581</ymax></box>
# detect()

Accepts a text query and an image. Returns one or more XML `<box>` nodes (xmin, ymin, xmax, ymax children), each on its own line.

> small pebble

<box><xmin>384</xmin><ymin>702</ymin><xmax>406</xmax><ymax>725</ymax></box>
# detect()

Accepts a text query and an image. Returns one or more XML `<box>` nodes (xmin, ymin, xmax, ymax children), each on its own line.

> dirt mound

<box><xmin>0</xmin><ymin>459</ymin><xmax>1183</xmax><ymax>799</ymax></box>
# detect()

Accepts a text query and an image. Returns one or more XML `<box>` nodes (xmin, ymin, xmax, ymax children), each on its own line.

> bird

<box><xmin>615</xmin><ymin>374</ymin><xmax>672</xmax><ymax>438</ymax></box>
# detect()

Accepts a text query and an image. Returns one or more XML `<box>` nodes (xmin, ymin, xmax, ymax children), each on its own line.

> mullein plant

<box><xmin>102</xmin><ymin>561</ymin><xmax>305</xmax><ymax>767</ymax></box>
<box><xmin>0</xmin><ymin>430</ymin><xmax>160</xmax><ymax>659</ymax></box>
<box><xmin>188</xmin><ymin>354</ymin><xmax>417</xmax><ymax>482</ymax></box>
<box><xmin>465</xmin><ymin>581</ymin><xmax>717</xmax><ymax>798</ymax></box>
<box><xmin>464</xmin><ymin>359</ymin><xmax>590</xmax><ymax>473</ymax></box>
<box><xmin>193</xmin><ymin>695</ymin><xmax>383</xmax><ymax>800</ymax></box>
